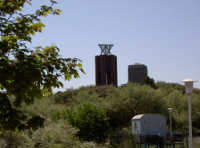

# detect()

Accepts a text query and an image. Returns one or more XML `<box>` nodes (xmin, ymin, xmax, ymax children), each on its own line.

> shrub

<box><xmin>26</xmin><ymin>115</ymin><xmax>45</xmax><ymax>130</ymax></box>
<box><xmin>109</xmin><ymin>127</ymin><xmax>134</xmax><ymax>147</ymax></box>
<box><xmin>66</xmin><ymin>104</ymin><xmax>110</xmax><ymax>142</ymax></box>
<box><xmin>0</xmin><ymin>94</ymin><xmax>27</xmax><ymax>130</ymax></box>
<box><xmin>105</xmin><ymin>84</ymin><xmax>167</xmax><ymax>128</ymax></box>
<box><xmin>53</xmin><ymin>89</ymin><xmax>78</xmax><ymax>104</ymax></box>
<box><xmin>0</xmin><ymin>120</ymin><xmax>108</xmax><ymax>148</ymax></box>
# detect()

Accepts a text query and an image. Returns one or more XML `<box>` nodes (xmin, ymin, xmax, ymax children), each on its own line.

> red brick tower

<box><xmin>95</xmin><ymin>44</ymin><xmax>118</xmax><ymax>86</ymax></box>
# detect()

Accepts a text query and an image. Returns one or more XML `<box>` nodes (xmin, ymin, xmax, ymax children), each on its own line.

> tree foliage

<box><xmin>0</xmin><ymin>0</ymin><xmax>84</xmax><ymax>130</ymax></box>
<box><xmin>66</xmin><ymin>104</ymin><xmax>110</xmax><ymax>142</ymax></box>
<box><xmin>53</xmin><ymin>83</ymin><xmax>200</xmax><ymax>137</ymax></box>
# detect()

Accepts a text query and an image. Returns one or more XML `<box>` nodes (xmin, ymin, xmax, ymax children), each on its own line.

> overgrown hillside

<box><xmin>1</xmin><ymin>82</ymin><xmax>200</xmax><ymax>148</ymax></box>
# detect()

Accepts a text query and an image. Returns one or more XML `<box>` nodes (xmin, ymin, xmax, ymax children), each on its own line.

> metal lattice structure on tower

<box><xmin>98</xmin><ymin>44</ymin><xmax>113</xmax><ymax>55</ymax></box>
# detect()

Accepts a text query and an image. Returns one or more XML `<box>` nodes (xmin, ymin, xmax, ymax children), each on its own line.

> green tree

<box><xmin>67</xmin><ymin>104</ymin><xmax>110</xmax><ymax>142</ymax></box>
<box><xmin>143</xmin><ymin>76</ymin><xmax>157</xmax><ymax>88</ymax></box>
<box><xmin>0</xmin><ymin>0</ymin><xmax>84</xmax><ymax>130</ymax></box>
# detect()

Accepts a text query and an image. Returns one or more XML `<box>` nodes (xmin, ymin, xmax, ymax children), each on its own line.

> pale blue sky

<box><xmin>30</xmin><ymin>0</ymin><xmax>200</xmax><ymax>90</ymax></box>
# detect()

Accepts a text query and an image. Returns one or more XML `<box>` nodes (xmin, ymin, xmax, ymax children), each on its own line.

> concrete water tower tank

<box><xmin>128</xmin><ymin>63</ymin><xmax>148</xmax><ymax>83</ymax></box>
<box><xmin>95</xmin><ymin>44</ymin><xmax>118</xmax><ymax>86</ymax></box>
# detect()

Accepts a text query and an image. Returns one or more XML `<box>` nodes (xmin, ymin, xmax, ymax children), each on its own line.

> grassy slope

<box><xmin>1</xmin><ymin>82</ymin><xmax>200</xmax><ymax>148</ymax></box>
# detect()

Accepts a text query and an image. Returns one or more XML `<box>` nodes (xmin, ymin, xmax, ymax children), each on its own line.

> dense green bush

<box><xmin>0</xmin><ymin>94</ymin><xmax>27</xmax><ymax>131</ymax></box>
<box><xmin>109</xmin><ymin>126</ymin><xmax>135</xmax><ymax>148</ymax></box>
<box><xmin>156</xmin><ymin>81</ymin><xmax>185</xmax><ymax>94</ymax></box>
<box><xmin>53</xmin><ymin>89</ymin><xmax>78</xmax><ymax>104</ymax></box>
<box><xmin>53</xmin><ymin>83</ymin><xmax>200</xmax><ymax>137</ymax></box>
<box><xmin>66</xmin><ymin>103</ymin><xmax>110</xmax><ymax>142</ymax></box>
<box><xmin>26</xmin><ymin>115</ymin><xmax>45</xmax><ymax>130</ymax></box>
<box><xmin>57</xmin><ymin>83</ymin><xmax>200</xmax><ymax>135</ymax></box>
<box><xmin>7</xmin><ymin>82</ymin><xmax>200</xmax><ymax>147</ymax></box>
<box><xmin>0</xmin><ymin>120</ymin><xmax>106</xmax><ymax>148</ymax></box>
<box><xmin>103</xmin><ymin>84</ymin><xmax>168</xmax><ymax>128</ymax></box>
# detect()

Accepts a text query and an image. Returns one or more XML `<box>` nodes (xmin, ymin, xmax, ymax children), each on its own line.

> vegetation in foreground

<box><xmin>1</xmin><ymin>82</ymin><xmax>200</xmax><ymax>147</ymax></box>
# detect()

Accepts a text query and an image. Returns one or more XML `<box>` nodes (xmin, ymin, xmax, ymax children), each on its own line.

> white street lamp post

<box><xmin>182</xmin><ymin>79</ymin><xmax>196</xmax><ymax>148</ymax></box>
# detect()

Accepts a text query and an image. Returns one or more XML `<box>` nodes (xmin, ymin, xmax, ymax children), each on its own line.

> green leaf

<box><xmin>0</xmin><ymin>0</ymin><xmax>84</xmax><ymax>130</ymax></box>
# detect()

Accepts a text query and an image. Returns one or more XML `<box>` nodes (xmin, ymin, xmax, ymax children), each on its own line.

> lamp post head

<box><xmin>168</xmin><ymin>108</ymin><xmax>173</xmax><ymax>113</ymax></box>
<box><xmin>182</xmin><ymin>79</ymin><xmax>196</xmax><ymax>94</ymax></box>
